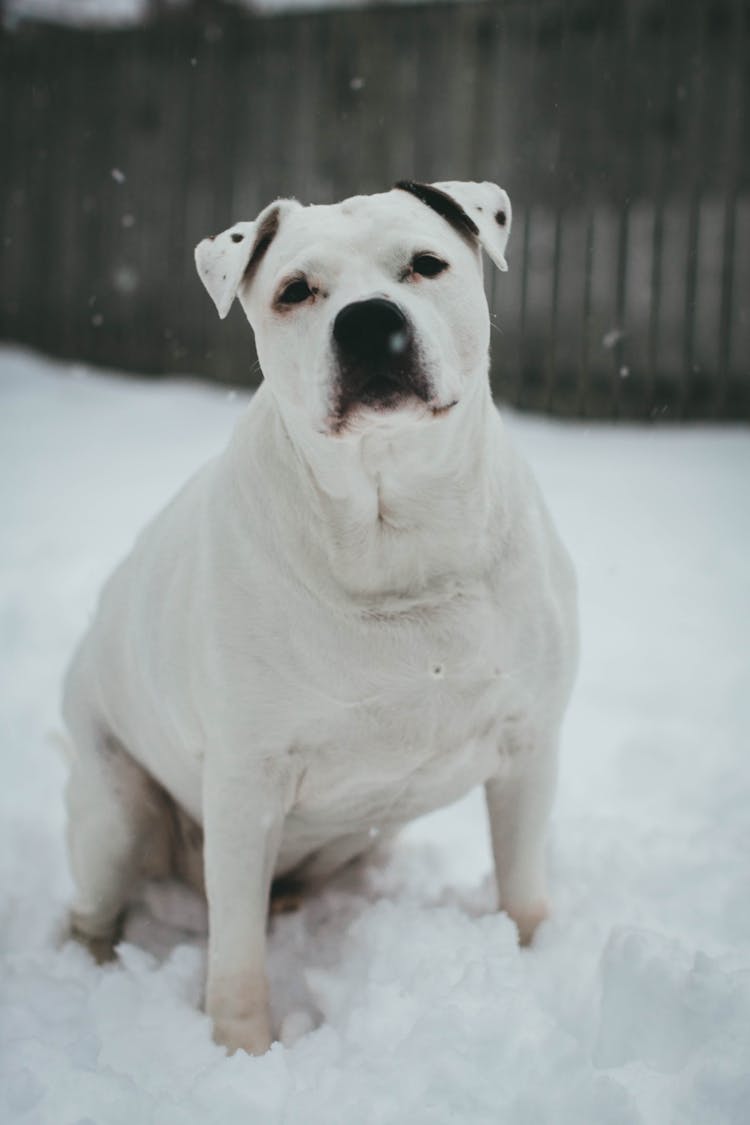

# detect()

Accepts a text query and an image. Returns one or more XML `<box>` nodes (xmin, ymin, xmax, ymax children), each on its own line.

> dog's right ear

<box><xmin>395</xmin><ymin>180</ymin><xmax>511</xmax><ymax>272</ymax></box>
<box><xmin>195</xmin><ymin>198</ymin><xmax>299</xmax><ymax>319</ymax></box>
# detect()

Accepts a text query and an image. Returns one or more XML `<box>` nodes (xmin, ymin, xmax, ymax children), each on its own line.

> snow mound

<box><xmin>4</xmin><ymin>0</ymin><xmax>443</xmax><ymax>28</ymax></box>
<box><xmin>5</xmin><ymin>0</ymin><xmax>151</xmax><ymax>29</ymax></box>
<box><xmin>1</xmin><ymin>345</ymin><xmax>748</xmax><ymax>1123</ymax></box>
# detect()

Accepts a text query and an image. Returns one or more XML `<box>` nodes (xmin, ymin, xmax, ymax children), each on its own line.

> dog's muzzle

<box><xmin>332</xmin><ymin>298</ymin><xmax>431</xmax><ymax>416</ymax></box>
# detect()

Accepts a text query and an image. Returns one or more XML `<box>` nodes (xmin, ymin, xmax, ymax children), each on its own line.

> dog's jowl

<box><xmin>63</xmin><ymin>180</ymin><xmax>578</xmax><ymax>1055</ymax></box>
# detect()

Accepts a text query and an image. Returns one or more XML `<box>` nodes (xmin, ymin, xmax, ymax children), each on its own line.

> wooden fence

<box><xmin>1</xmin><ymin>0</ymin><xmax>748</xmax><ymax>419</ymax></box>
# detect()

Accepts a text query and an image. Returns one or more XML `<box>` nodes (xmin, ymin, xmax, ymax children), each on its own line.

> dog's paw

<box><xmin>67</xmin><ymin>910</ymin><xmax>122</xmax><ymax>964</ymax></box>
<box><xmin>505</xmin><ymin>899</ymin><xmax>549</xmax><ymax>947</ymax></box>
<box><xmin>211</xmin><ymin>1013</ymin><xmax>273</xmax><ymax>1056</ymax></box>
<box><xmin>68</xmin><ymin>922</ymin><xmax>119</xmax><ymax>964</ymax></box>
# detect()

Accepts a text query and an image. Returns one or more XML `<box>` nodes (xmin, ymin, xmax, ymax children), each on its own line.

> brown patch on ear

<box><xmin>243</xmin><ymin>207</ymin><xmax>282</xmax><ymax>283</ymax></box>
<box><xmin>394</xmin><ymin>180</ymin><xmax>480</xmax><ymax>243</ymax></box>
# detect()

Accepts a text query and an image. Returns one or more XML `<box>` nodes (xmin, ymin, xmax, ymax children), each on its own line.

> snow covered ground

<box><xmin>4</xmin><ymin>0</ymin><xmax>433</xmax><ymax>28</ymax></box>
<box><xmin>1</xmin><ymin>344</ymin><xmax>748</xmax><ymax>1124</ymax></box>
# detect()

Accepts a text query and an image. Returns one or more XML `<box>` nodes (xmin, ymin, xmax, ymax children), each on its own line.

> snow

<box><xmin>4</xmin><ymin>0</ymin><xmax>151</xmax><ymax>29</ymax></box>
<box><xmin>1</xmin><ymin>344</ymin><xmax>748</xmax><ymax>1124</ymax></box>
<box><xmin>4</xmin><ymin>0</ymin><xmax>441</xmax><ymax>27</ymax></box>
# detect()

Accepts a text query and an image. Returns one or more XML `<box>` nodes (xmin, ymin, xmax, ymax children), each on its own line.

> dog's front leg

<box><xmin>484</xmin><ymin>734</ymin><xmax>558</xmax><ymax>947</ymax></box>
<box><xmin>203</xmin><ymin>754</ymin><xmax>289</xmax><ymax>1055</ymax></box>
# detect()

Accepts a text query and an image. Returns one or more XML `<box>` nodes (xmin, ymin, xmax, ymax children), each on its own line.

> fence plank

<box><xmin>0</xmin><ymin>0</ymin><xmax>748</xmax><ymax>419</ymax></box>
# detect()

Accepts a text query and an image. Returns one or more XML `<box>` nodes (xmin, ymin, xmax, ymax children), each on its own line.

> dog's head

<box><xmin>195</xmin><ymin>181</ymin><xmax>511</xmax><ymax>437</ymax></box>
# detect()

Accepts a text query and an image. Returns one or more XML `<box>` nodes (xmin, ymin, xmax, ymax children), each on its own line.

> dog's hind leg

<box><xmin>64</xmin><ymin>720</ymin><xmax>167</xmax><ymax>962</ymax></box>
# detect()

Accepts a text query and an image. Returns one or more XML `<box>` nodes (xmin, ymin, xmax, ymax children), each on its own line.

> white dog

<box><xmin>62</xmin><ymin>180</ymin><xmax>578</xmax><ymax>1055</ymax></box>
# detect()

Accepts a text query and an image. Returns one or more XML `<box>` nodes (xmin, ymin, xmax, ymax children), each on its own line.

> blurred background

<box><xmin>1</xmin><ymin>0</ymin><xmax>748</xmax><ymax>420</ymax></box>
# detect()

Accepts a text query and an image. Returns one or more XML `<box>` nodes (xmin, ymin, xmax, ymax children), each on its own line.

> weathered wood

<box><xmin>0</xmin><ymin>0</ymin><xmax>748</xmax><ymax>419</ymax></box>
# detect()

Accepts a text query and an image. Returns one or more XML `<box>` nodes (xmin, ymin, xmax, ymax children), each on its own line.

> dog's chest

<box><xmin>286</xmin><ymin>588</ymin><xmax>515</xmax><ymax>829</ymax></box>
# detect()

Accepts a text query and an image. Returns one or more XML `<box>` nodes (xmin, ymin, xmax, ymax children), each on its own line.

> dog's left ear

<box><xmin>195</xmin><ymin>198</ymin><xmax>300</xmax><ymax>318</ymax></box>
<box><xmin>396</xmin><ymin>180</ymin><xmax>512</xmax><ymax>272</ymax></box>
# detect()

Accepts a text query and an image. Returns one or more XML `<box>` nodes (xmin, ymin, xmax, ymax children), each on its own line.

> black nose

<box><xmin>333</xmin><ymin>298</ymin><xmax>408</xmax><ymax>364</ymax></box>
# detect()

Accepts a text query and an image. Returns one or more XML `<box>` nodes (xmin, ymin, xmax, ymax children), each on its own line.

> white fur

<box><xmin>63</xmin><ymin>181</ymin><xmax>578</xmax><ymax>1055</ymax></box>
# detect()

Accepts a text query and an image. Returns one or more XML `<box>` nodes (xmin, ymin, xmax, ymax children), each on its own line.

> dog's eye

<box><xmin>411</xmin><ymin>254</ymin><xmax>449</xmax><ymax>278</ymax></box>
<box><xmin>278</xmin><ymin>279</ymin><xmax>313</xmax><ymax>305</ymax></box>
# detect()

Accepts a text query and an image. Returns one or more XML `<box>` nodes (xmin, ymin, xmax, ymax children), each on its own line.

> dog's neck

<box><xmin>234</xmin><ymin>378</ymin><xmax>506</xmax><ymax>610</ymax></box>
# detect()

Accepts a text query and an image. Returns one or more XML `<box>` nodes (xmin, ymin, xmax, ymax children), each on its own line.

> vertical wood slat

<box><xmin>514</xmin><ymin>0</ymin><xmax>544</xmax><ymax>413</ymax></box>
<box><xmin>715</xmin><ymin>0</ymin><xmax>747</xmax><ymax>419</ymax></box>
<box><xmin>680</xmin><ymin>0</ymin><xmax>706</xmax><ymax>418</ymax></box>
<box><xmin>645</xmin><ymin>0</ymin><xmax>676</xmax><ymax>421</ymax></box>
<box><xmin>576</xmin><ymin>4</ymin><xmax>608</xmax><ymax>419</ymax></box>
<box><xmin>0</xmin><ymin>0</ymin><xmax>748</xmax><ymax>420</ymax></box>
<box><xmin>610</xmin><ymin>2</ymin><xmax>636</xmax><ymax>420</ymax></box>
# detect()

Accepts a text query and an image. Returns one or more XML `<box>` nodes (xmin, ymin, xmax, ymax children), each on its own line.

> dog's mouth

<box><xmin>326</xmin><ymin>380</ymin><xmax>458</xmax><ymax>436</ymax></box>
<box><xmin>355</xmin><ymin>368</ymin><xmax>421</xmax><ymax>408</ymax></box>
<box><xmin>329</xmin><ymin>359</ymin><xmax>433</xmax><ymax>432</ymax></box>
